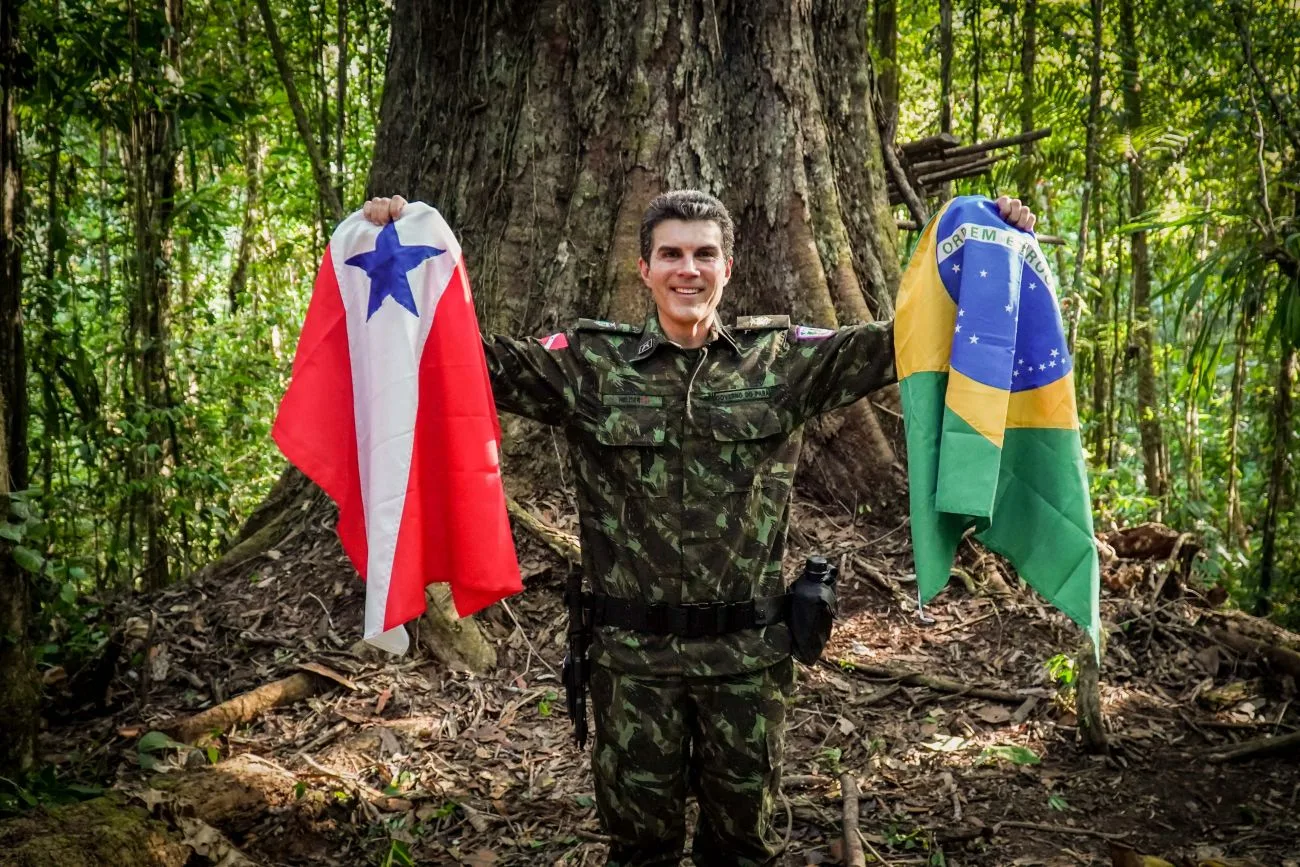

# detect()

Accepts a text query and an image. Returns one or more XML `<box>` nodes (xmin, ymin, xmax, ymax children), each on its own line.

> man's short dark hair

<box><xmin>639</xmin><ymin>190</ymin><xmax>735</xmax><ymax>261</ymax></box>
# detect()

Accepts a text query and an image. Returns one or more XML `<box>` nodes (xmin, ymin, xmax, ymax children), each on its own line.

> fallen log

<box><xmin>0</xmin><ymin>794</ymin><xmax>192</xmax><ymax>867</ymax></box>
<box><xmin>1204</xmin><ymin>609</ymin><xmax>1300</xmax><ymax>654</ymax></box>
<box><xmin>832</xmin><ymin>660</ymin><xmax>1032</xmax><ymax>704</ymax></box>
<box><xmin>1101</xmin><ymin>522</ymin><xmax>1185</xmax><ymax>560</ymax></box>
<box><xmin>1210</xmin><ymin>627</ymin><xmax>1300</xmax><ymax>680</ymax></box>
<box><xmin>170</xmin><ymin>672</ymin><xmax>323</xmax><ymax>744</ymax></box>
<box><xmin>1207</xmin><ymin>729</ymin><xmax>1300</xmax><ymax>763</ymax></box>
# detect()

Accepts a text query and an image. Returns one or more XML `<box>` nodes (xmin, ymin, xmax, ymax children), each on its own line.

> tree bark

<box><xmin>1225</xmin><ymin>314</ymin><xmax>1249</xmax><ymax>543</ymax></box>
<box><xmin>1256</xmin><ymin>348</ymin><xmax>1296</xmax><ymax>613</ymax></box>
<box><xmin>969</xmin><ymin>0</ymin><xmax>982</xmax><ymax>141</ymax></box>
<box><xmin>335</xmin><ymin>0</ymin><xmax>348</xmax><ymax>206</ymax></box>
<box><xmin>1016</xmin><ymin>0</ymin><xmax>1038</xmax><ymax>204</ymax></box>
<box><xmin>1119</xmin><ymin>0</ymin><xmax>1167</xmax><ymax>511</ymax></box>
<box><xmin>939</xmin><ymin>0</ymin><xmax>953</xmax><ymax>136</ymax></box>
<box><xmin>228</xmin><ymin>8</ymin><xmax>261</xmax><ymax>314</ymax></box>
<box><xmin>873</xmin><ymin>0</ymin><xmax>898</xmax><ymax>131</ymax></box>
<box><xmin>126</xmin><ymin>0</ymin><xmax>184</xmax><ymax>590</ymax></box>
<box><xmin>1081</xmin><ymin>0</ymin><xmax>1106</xmax><ymax>463</ymax></box>
<box><xmin>0</xmin><ymin>0</ymin><xmax>37</xmax><ymax>779</ymax></box>
<box><xmin>367</xmin><ymin>0</ymin><xmax>901</xmax><ymax>487</ymax></box>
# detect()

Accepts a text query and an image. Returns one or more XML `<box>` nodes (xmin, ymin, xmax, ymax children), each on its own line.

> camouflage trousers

<box><xmin>590</xmin><ymin>657</ymin><xmax>794</xmax><ymax>867</ymax></box>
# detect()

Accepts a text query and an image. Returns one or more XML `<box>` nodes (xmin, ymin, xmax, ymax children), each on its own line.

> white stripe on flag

<box><xmin>331</xmin><ymin>203</ymin><xmax>464</xmax><ymax>653</ymax></box>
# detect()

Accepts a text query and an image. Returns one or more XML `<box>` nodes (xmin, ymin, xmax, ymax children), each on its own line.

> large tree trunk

<box><xmin>368</xmin><ymin>0</ymin><xmax>902</xmax><ymax>489</ymax></box>
<box><xmin>244</xmin><ymin>0</ymin><xmax>908</xmax><ymax>666</ymax></box>
<box><xmin>0</xmin><ymin>0</ymin><xmax>37</xmax><ymax>778</ymax></box>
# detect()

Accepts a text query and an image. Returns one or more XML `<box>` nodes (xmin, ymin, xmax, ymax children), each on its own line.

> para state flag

<box><xmin>272</xmin><ymin>202</ymin><xmax>523</xmax><ymax>655</ymax></box>
<box><xmin>895</xmin><ymin>195</ymin><xmax>1100</xmax><ymax>649</ymax></box>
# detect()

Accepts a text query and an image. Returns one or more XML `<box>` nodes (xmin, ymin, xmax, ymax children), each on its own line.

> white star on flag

<box><xmin>1050</xmin><ymin>348</ymin><xmax>1060</xmax><ymax>357</ymax></box>
<box><xmin>1049</xmin><ymin>359</ymin><xmax>1056</xmax><ymax>367</ymax></box>
<box><xmin>1018</xmin><ymin>358</ymin><xmax>1024</xmax><ymax>365</ymax></box>
<box><xmin>1039</xmin><ymin>363</ymin><xmax>1046</xmax><ymax>371</ymax></box>
<box><xmin>952</xmin><ymin>264</ymin><xmax>961</xmax><ymax>273</ymax></box>
<box><xmin>969</xmin><ymin>335</ymin><xmax>979</xmax><ymax>344</ymax></box>
<box><xmin>1029</xmin><ymin>282</ymin><xmax>1037</xmax><ymax>290</ymax></box>
<box><xmin>959</xmin><ymin>308</ymin><xmax>966</xmax><ymax>317</ymax></box>
<box><xmin>1005</xmin><ymin>304</ymin><xmax>1013</xmax><ymax>313</ymax></box>
<box><xmin>1013</xmin><ymin>369</ymin><xmax>1020</xmax><ymax>377</ymax></box>
<box><xmin>954</xmin><ymin>324</ymin><xmax>962</xmax><ymax>334</ymax></box>
<box><xmin>980</xmin><ymin>269</ymin><xmax>988</xmax><ymax>278</ymax></box>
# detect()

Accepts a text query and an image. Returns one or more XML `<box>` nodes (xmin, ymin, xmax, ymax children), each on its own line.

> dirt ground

<box><xmin>30</xmin><ymin>496</ymin><xmax>1300</xmax><ymax>866</ymax></box>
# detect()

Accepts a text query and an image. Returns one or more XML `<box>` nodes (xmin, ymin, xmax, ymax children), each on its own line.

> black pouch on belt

<box><xmin>789</xmin><ymin>555</ymin><xmax>838</xmax><ymax>665</ymax></box>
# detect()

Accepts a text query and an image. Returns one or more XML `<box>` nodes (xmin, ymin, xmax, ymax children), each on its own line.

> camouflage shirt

<box><xmin>484</xmin><ymin>311</ymin><xmax>895</xmax><ymax>676</ymax></box>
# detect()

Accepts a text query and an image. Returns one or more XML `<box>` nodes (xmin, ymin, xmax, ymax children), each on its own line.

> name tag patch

<box><xmin>711</xmin><ymin>387</ymin><xmax>775</xmax><ymax>403</ymax></box>
<box><xmin>602</xmin><ymin>393</ymin><xmax>665</xmax><ymax>407</ymax></box>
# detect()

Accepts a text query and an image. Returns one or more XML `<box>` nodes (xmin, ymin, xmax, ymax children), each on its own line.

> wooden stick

<box><xmin>1207</xmin><ymin>729</ymin><xmax>1300</xmax><ymax>763</ymax></box>
<box><xmin>917</xmin><ymin>153</ymin><xmax>1010</xmax><ymax>186</ymax></box>
<box><xmin>934</xmin><ymin>127</ymin><xmax>1052</xmax><ymax>160</ymax></box>
<box><xmin>172</xmin><ymin>672</ymin><xmax>322</xmax><ymax>744</ymax></box>
<box><xmin>506</xmin><ymin>496</ymin><xmax>581</xmax><ymax>565</ymax></box>
<box><xmin>991</xmin><ymin>819</ymin><xmax>1127</xmax><ymax>840</ymax></box>
<box><xmin>840</xmin><ymin>773</ymin><xmax>867</xmax><ymax>867</ymax></box>
<box><xmin>834</xmin><ymin>660</ymin><xmax>1034</xmax><ymax>704</ymax></box>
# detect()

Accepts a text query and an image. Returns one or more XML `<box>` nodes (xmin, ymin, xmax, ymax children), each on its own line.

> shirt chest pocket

<box><xmin>594</xmin><ymin>404</ymin><xmax>671</xmax><ymax>498</ymax></box>
<box><xmin>706</xmin><ymin>401</ymin><xmax>797</xmax><ymax>494</ymax></box>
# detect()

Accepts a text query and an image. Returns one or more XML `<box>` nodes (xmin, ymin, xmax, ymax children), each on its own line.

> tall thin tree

<box><xmin>1119</xmin><ymin>0</ymin><xmax>1167</xmax><ymax>509</ymax></box>
<box><xmin>0</xmin><ymin>0</ymin><xmax>36</xmax><ymax>777</ymax></box>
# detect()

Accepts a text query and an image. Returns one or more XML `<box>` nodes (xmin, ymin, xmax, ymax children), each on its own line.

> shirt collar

<box><xmin>628</xmin><ymin>312</ymin><xmax>740</xmax><ymax>362</ymax></box>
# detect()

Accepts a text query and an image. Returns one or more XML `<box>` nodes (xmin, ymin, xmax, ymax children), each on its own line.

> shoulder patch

<box><xmin>734</xmin><ymin>314</ymin><xmax>791</xmax><ymax>331</ymax></box>
<box><xmin>576</xmin><ymin>318</ymin><xmax>640</xmax><ymax>334</ymax></box>
<box><xmin>540</xmin><ymin>332</ymin><xmax>569</xmax><ymax>350</ymax></box>
<box><xmin>794</xmin><ymin>325</ymin><xmax>836</xmax><ymax>341</ymax></box>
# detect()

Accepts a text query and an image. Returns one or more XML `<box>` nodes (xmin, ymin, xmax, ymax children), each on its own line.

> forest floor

<box><xmin>18</xmin><ymin>495</ymin><xmax>1300</xmax><ymax>867</ymax></box>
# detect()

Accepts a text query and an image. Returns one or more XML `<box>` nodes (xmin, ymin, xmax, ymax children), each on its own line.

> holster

<box><xmin>789</xmin><ymin>559</ymin><xmax>838</xmax><ymax>665</ymax></box>
<box><xmin>562</xmin><ymin>570</ymin><xmax>592</xmax><ymax>748</ymax></box>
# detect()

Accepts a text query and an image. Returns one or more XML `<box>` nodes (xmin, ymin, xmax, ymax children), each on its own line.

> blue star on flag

<box><xmin>345</xmin><ymin>221</ymin><xmax>445</xmax><ymax>320</ymax></box>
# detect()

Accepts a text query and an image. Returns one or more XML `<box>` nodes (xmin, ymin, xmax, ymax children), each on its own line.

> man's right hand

<box><xmin>362</xmin><ymin>195</ymin><xmax>408</xmax><ymax>225</ymax></box>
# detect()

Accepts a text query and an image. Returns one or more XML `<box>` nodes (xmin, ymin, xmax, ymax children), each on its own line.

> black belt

<box><xmin>573</xmin><ymin>592</ymin><xmax>790</xmax><ymax>639</ymax></box>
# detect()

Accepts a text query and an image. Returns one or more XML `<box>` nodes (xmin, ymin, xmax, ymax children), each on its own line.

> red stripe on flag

<box><xmin>271</xmin><ymin>247</ymin><xmax>368</xmax><ymax>577</ymax></box>
<box><xmin>385</xmin><ymin>260</ymin><xmax>522</xmax><ymax>627</ymax></box>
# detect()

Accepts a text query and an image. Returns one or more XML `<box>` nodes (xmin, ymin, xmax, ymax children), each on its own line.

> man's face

<box><xmin>638</xmin><ymin>219</ymin><xmax>732</xmax><ymax>336</ymax></box>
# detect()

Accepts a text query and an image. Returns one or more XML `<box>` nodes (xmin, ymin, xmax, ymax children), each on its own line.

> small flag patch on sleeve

<box><xmin>795</xmin><ymin>325</ymin><xmax>835</xmax><ymax>341</ymax></box>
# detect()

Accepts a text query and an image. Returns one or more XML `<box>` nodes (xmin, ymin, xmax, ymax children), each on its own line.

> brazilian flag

<box><xmin>896</xmin><ymin>196</ymin><xmax>1100</xmax><ymax>647</ymax></box>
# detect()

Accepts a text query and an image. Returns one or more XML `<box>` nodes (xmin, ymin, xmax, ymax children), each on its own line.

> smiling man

<box><xmin>361</xmin><ymin>189</ymin><xmax>1034</xmax><ymax>866</ymax></box>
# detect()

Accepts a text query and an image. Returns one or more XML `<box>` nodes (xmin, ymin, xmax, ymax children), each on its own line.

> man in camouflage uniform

<box><xmin>362</xmin><ymin>190</ymin><xmax>1036</xmax><ymax>866</ymax></box>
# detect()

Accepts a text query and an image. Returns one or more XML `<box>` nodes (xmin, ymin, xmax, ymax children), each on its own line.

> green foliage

<box><xmin>13</xmin><ymin>0</ymin><xmax>389</xmax><ymax>667</ymax></box>
<box><xmin>977</xmin><ymin>744</ymin><xmax>1041</xmax><ymax>766</ymax></box>
<box><xmin>1045</xmin><ymin>653</ymin><xmax>1077</xmax><ymax>688</ymax></box>
<box><xmin>0</xmin><ymin>766</ymin><xmax>104</xmax><ymax>817</ymax></box>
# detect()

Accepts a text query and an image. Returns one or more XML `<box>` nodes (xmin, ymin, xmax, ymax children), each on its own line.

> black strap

<box><xmin>581</xmin><ymin>593</ymin><xmax>789</xmax><ymax>639</ymax></box>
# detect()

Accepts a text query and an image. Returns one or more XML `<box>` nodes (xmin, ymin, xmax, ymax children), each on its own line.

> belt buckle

<box><xmin>685</xmin><ymin>602</ymin><xmax>732</xmax><ymax>639</ymax></box>
<box><xmin>645</xmin><ymin>603</ymin><xmax>671</xmax><ymax>634</ymax></box>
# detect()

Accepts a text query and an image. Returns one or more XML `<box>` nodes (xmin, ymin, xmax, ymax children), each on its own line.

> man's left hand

<box><xmin>995</xmin><ymin>196</ymin><xmax>1036</xmax><ymax>232</ymax></box>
